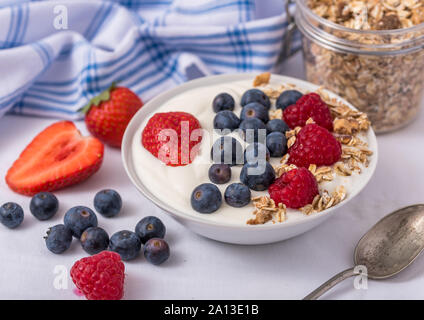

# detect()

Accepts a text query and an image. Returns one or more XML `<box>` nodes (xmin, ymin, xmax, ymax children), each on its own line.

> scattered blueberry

<box><xmin>30</xmin><ymin>192</ymin><xmax>59</xmax><ymax>221</ymax></box>
<box><xmin>266</xmin><ymin>132</ymin><xmax>288</xmax><ymax>157</ymax></box>
<box><xmin>224</xmin><ymin>183</ymin><xmax>251</xmax><ymax>208</ymax></box>
<box><xmin>244</xmin><ymin>142</ymin><xmax>270</xmax><ymax>164</ymax></box>
<box><xmin>81</xmin><ymin>227</ymin><xmax>110</xmax><ymax>255</ymax></box>
<box><xmin>266</xmin><ymin>119</ymin><xmax>290</xmax><ymax>134</ymax></box>
<box><xmin>44</xmin><ymin>224</ymin><xmax>73</xmax><ymax>254</ymax></box>
<box><xmin>191</xmin><ymin>183</ymin><xmax>222</xmax><ymax>214</ymax></box>
<box><xmin>240</xmin><ymin>162</ymin><xmax>275</xmax><ymax>191</ymax></box>
<box><xmin>135</xmin><ymin>216</ymin><xmax>166</xmax><ymax>244</ymax></box>
<box><xmin>64</xmin><ymin>206</ymin><xmax>98</xmax><ymax>239</ymax></box>
<box><xmin>276</xmin><ymin>90</ymin><xmax>303</xmax><ymax>110</ymax></box>
<box><xmin>213</xmin><ymin>111</ymin><xmax>240</xmax><ymax>134</ymax></box>
<box><xmin>144</xmin><ymin>238</ymin><xmax>170</xmax><ymax>266</ymax></box>
<box><xmin>239</xmin><ymin>118</ymin><xmax>267</xmax><ymax>143</ymax></box>
<box><xmin>210</xmin><ymin>136</ymin><xmax>243</xmax><ymax>166</ymax></box>
<box><xmin>213</xmin><ymin>93</ymin><xmax>235</xmax><ymax>113</ymax></box>
<box><xmin>208</xmin><ymin>164</ymin><xmax>232</xmax><ymax>184</ymax></box>
<box><xmin>109</xmin><ymin>230</ymin><xmax>142</xmax><ymax>261</ymax></box>
<box><xmin>0</xmin><ymin>202</ymin><xmax>24</xmax><ymax>229</ymax></box>
<box><xmin>240</xmin><ymin>102</ymin><xmax>269</xmax><ymax>123</ymax></box>
<box><xmin>94</xmin><ymin>189</ymin><xmax>122</xmax><ymax>218</ymax></box>
<box><xmin>241</xmin><ymin>89</ymin><xmax>271</xmax><ymax>109</ymax></box>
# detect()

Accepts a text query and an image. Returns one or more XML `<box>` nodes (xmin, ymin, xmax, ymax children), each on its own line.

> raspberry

<box><xmin>283</xmin><ymin>93</ymin><xmax>333</xmax><ymax>131</ymax></box>
<box><xmin>70</xmin><ymin>251</ymin><xmax>125</xmax><ymax>300</ymax></box>
<box><xmin>269</xmin><ymin>167</ymin><xmax>319</xmax><ymax>209</ymax></box>
<box><xmin>142</xmin><ymin>112</ymin><xmax>203</xmax><ymax>166</ymax></box>
<box><xmin>288</xmin><ymin>124</ymin><xmax>342</xmax><ymax>168</ymax></box>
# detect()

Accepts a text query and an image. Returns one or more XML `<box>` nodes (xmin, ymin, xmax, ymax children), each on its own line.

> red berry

<box><xmin>142</xmin><ymin>112</ymin><xmax>203</xmax><ymax>167</ymax></box>
<box><xmin>283</xmin><ymin>93</ymin><xmax>333</xmax><ymax>131</ymax></box>
<box><xmin>6</xmin><ymin>121</ymin><xmax>104</xmax><ymax>196</ymax></box>
<box><xmin>269</xmin><ymin>167</ymin><xmax>319</xmax><ymax>209</ymax></box>
<box><xmin>70</xmin><ymin>251</ymin><xmax>125</xmax><ymax>300</ymax></box>
<box><xmin>288</xmin><ymin>124</ymin><xmax>342</xmax><ymax>168</ymax></box>
<box><xmin>83</xmin><ymin>83</ymin><xmax>143</xmax><ymax>148</ymax></box>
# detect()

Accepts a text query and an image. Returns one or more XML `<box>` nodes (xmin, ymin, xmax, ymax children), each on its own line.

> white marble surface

<box><xmin>0</xmin><ymin>51</ymin><xmax>424</xmax><ymax>300</ymax></box>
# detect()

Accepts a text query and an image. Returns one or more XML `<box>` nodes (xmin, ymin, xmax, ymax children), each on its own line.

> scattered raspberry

<box><xmin>288</xmin><ymin>124</ymin><xmax>342</xmax><ymax>168</ymax></box>
<box><xmin>142</xmin><ymin>112</ymin><xmax>203</xmax><ymax>166</ymax></box>
<box><xmin>70</xmin><ymin>251</ymin><xmax>125</xmax><ymax>300</ymax></box>
<box><xmin>269</xmin><ymin>167</ymin><xmax>319</xmax><ymax>209</ymax></box>
<box><xmin>283</xmin><ymin>93</ymin><xmax>333</xmax><ymax>131</ymax></box>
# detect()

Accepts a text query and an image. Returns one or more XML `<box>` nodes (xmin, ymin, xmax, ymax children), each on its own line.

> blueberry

<box><xmin>240</xmin><ymin>102</ymin><xmax>269</xmax><ymax>123</ymax></box>
<box><xmin>276</xmin><ymin>90</ymin><xmax>303</xmax><ymax>110</ymax></box>
<box><xmin>210</xmin><ymin>136</ymin><xmax>243</xmax><ymax>166</ymax></box>
<box><xmin>239</xmin><ymin>118</ymin><xmax>267</xmax><ymax>143</ymax></box>
<box><xmin>64</xmin><ymin>206</ymin><xmax>98</xmax><ymax>239</ymax></box>
<box><xmin>191</xmin><ymin>183</ymin><xmax>222</xmax><ymax>214</ymax></box>
<box><xmin>135</xmin><ymin>216</ymin><xmax>166</xmax><ymax>244</ymax></box>
<box><xmin>208</xmin><ymin>164</ymin><xmax>231</xmax><ymax>184</ymax></box>
<box><xmin>0</xmin><ymin>202</ymin><xmax>24</xmax><ymax>229</ymax></box>
<box><xmin>81</xmin><ymin>227</ymin><xmax>110</xmax><ymax>255</ymax></box>
<box><xmin>213</xmin><ymin>111</ymin><xmax>240</xmax><ymax>134</ymax></box>
<box><xmin>240</xmin><ymin>162</ymin><xmax>275</xmax><ymax>191</ymax></box>
<box><xmin>266</xmin><ymin>132</ymin><xmax>288</xmax><ymax>157</ymax></box>
<box><xmin>224</xmin><ymin>183</ymin><xmax>251</xmax><ymax>208</ymax></box>
<box><xmin>144</xmin><ymin>238</ymin><xmax>170</xmax><ymax>266</ymax></box>
<box><xmin>109</xmin><ymin>230</ymin><xmax>142</xmax><ymax>261</ymax></box>
<box><xmin>266</xmin><ymin>119</ymin><xmax>290</xmax><ymax>134</ymax></box>
<box><xmin>44</xmin><ymin>225</ymin><xmax>73</xmax><ymax>254</ymax></box>
<box><xmin>94</xmin><ymin>189</ymin><xmax>122</xmax><ymax>218</ymax></box>
<box><xmin>241</xmin><ymin>89</ymin><xmax>271</xmax><ymax>109</ymax></box>
<box><xmin>213</xmin><ymin>93</ymin><xmax>235</xmax><ymax>113</ymax></box>
<box><xmin>244</xmin><ymin>142</ymin><xmax>270</xmax><ymax>164</ymax></box>
<box><xmin>30</xmin><ymin>192</ymin><xmax>59</xmax><ymax>221</ymax></box>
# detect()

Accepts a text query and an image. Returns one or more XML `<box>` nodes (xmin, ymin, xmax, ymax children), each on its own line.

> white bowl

<box><xmin>122</xmin><ymin>74</ymin><xmax>378</xmax><ymax>245</ymax></box>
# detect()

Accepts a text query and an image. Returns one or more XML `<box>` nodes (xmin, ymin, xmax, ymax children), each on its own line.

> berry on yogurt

<box><xmin>224</xmin><ymin>183</ymin><xmax>251</xmax><ymax>208</ymax></box>
<box><xmin>213</xmin><ymin>93</ymin><xmax>235</xmax><ymax>113</ymax></box>
<box><xmin>191</xmin><ymin>183</ymin><xmax>222</xmax><ymax>214</ymax></box>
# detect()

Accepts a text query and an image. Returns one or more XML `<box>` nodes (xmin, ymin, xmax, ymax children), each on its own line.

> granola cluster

<box><xmin>247</xmin><ymin>196</ymin><xmax>287</xmax><ymax>225</ymax></box>
<box><xmin>303</xmin><ymin>0</ymin><xmax>424</xmax><ymax>132</ymax></box>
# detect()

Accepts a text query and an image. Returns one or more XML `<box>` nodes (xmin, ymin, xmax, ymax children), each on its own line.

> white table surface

<box><xmin>1</xmin><ymin>50</ymin><xmax>424</xmax><ymax>300</ymax></box>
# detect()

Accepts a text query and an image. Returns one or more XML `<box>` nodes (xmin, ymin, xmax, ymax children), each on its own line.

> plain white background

<box><xmin>0</xmin><ymin>0</ymin><xmax>424</xmax><ymax>300</ymax></box>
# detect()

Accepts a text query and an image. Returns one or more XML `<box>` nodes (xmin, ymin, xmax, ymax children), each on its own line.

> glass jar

<box><xmin>294</xmin><ymin>0</ymin><xmax>424</xmax><ymax>133</ymax></box>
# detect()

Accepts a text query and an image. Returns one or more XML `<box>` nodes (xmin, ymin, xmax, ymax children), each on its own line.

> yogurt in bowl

<box><xmin>122</xmin><ymin>74</ymin><xmax>377</xmax><ymax>245</ymax></box>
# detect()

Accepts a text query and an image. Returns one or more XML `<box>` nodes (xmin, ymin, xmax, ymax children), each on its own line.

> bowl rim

<box><xmin>122</xmin><ymin>73</ymin><xmax>378</xmax><ymax>230</ymax></box>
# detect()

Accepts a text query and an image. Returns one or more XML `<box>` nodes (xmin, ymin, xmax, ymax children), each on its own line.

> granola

<box><xmin>248</xmin><ymin>196</ymin><xmax>287</xmax><ymax>225</ymax></box>
<box><xmin>302</xmin><ymin>0</ymin><xmax>424</xmax><ymax>133</ymax></box>
<box><xmin>252</xmin><ymin>83</ymin><xmax>373</xmax><ymax>224</ymax></box>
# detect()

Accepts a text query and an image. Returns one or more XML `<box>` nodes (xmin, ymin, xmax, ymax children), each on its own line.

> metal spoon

<box><xmin>304</xmin><ymin>204</ymin><xmax>424</xmax><ymax>300</ymax></box>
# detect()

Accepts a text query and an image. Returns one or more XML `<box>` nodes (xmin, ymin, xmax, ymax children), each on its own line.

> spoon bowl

<box><xmin>354</xmin><ymin>204</ymin><xmax>424</xmax><ymax>279</ymax></box>
<box><xmin>304</xmin><ymin>204</ymin><xmax>424</xmax><ymax>299</ymax></box>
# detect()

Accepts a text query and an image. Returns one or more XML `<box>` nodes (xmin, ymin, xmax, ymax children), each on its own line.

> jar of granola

<box><xmin>294</xmin><ymin>0</ymin><xmax>424</xmax><ymax>133</ymax></box>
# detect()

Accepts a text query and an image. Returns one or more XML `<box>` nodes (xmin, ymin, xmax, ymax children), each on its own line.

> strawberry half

<box><xmin>142</xmin><ymin>112</ymin><xmax>203</xmax><ymax>166</ymax></box>
<box><xmin>82</xmin><ymin>83</ymin><xmax>143</xmax><ymax>148</ymax></box>
<box><xmin>6</xmin><ymin>121</ymin><xmax>104</xmax><ymax>196</ymax></box>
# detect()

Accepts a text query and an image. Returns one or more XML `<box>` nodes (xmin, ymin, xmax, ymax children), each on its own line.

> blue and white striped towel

<box><xmin>0</xmin><ymin>0</ymin><xmax>298</xmax><ymax>119</ymax></box>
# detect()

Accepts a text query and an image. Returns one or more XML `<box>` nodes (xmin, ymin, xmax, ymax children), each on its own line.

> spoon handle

<box><xmin>303</xmin><ymin>267</ymin><xmax>356</xmax><ymax>300</ymax></box>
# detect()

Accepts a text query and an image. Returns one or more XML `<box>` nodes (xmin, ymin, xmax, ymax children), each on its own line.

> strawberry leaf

<box><xmin>80</xmin><ymin>82</ymin><xmax>117</xmax><ymax>114</ymax></box>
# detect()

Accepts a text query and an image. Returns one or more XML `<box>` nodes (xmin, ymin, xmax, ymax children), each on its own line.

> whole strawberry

<box><xmin>288</xmin><ymin>124</ymin><xmax>342</xmax><ymax>168</ymax></box>
<box><xmin>269</xmin><ymin>167</ymin><xmax>318</xmax><ymax>209</ymax></box>
<box><xmin>70</xmin><ymin>251</ymin><xmax>125</xmax><ymax>300</ymax></box>
<box><xmin>142</xmin><ymin>112</ymin><xmax>203</xmax><ymax>166</ymax></box>
<box><xmin>82</xmin><ymin>83</ymin><xmax>143</xmax><ymax>148</ymax></box>
<box><xmin>283</xmin><ymin>93</ymin><xmax>333</xmax><ymax>131</ymax></box>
